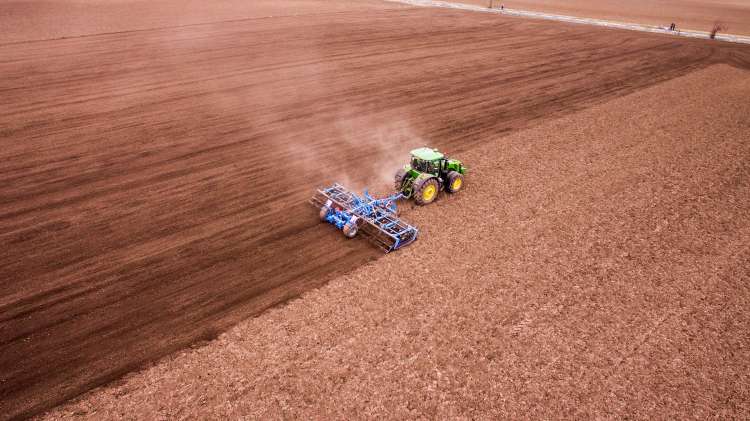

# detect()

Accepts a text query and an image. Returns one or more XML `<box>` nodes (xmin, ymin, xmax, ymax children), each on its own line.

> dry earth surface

<box><xmin>459</xmin><ymin>0</ymin><xmax>750</xmax><ymax>35</ymax></box>
<box><xmin>44</xmin><ymin>63</ymin><xmax>750</xmax><ymax>420</ymax></box>
<box><xmin>2</xmin><ymin>0</ymin><xmax>750</xmax><ymax>419</ymax></box>
<box><xmin>0</xmin><ymin>0</ymin><xmax>406</xmax><ymax>43</ymax></box>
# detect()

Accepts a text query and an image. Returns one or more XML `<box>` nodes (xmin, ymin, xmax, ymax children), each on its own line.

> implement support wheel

<box><xmin>343</xmin><ymin>221</ymin><xmax>359</xmax><ymax>238</ymax></box>
<box><xmin>319</xmin><ymin>205</ymin><xmax>330</xmax><ymax>221</ymax></box>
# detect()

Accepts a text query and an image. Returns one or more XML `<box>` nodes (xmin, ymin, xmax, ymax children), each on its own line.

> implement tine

<box><xmin>311</xmin><ymin>183</ymin><xmax>418</xmax><ymax>252</ymax></box>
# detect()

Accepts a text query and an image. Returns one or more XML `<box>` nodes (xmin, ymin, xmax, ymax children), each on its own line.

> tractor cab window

<box><xmin>411</xmin><ymin>158</ymin><xmax>437</xmax><ymax>174</ymax></box>
<box><xmin>411</xmin><ymin>157</ymin><xmax>424</xmax><ymax>172</ymax></box>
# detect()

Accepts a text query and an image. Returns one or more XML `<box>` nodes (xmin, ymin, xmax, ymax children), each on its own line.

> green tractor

<box><xmin>395</xmin><ymin>147</ymin><xmax>466</xmax><ymax>205</ymax></box>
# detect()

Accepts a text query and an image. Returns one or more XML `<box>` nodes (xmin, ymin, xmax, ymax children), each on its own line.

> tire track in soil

<box><xmin>1</xmin><ymin>6</ymin><xmax>748</xmax><ymax>420</ymax></box>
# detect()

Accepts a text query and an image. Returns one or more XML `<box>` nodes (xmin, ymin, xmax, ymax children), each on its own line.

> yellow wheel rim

<box><xmin>452</xmin><ymin>178</ymin><xmax>462</xmax><ymax>191</ymax></box>
<box><xmin>422</xmin><ymin>184</ymin><xmax>437</xmax><ymax>201</ymax></box>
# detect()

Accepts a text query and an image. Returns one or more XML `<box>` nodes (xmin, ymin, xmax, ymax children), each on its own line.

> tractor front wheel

<box><xmin>446</xmin><ymin>171</ymin><xmax>464</xmax><ymax>193</ymax></box>
<box><xmin>414</xmin><ymin>178</ymin><xmax>439</xmax><ymax>206</ymax></box>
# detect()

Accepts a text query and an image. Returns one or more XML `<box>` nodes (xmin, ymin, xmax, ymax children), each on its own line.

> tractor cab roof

<box><xmin>410</xmin><ymin>147</ymin><xmax>444</xmax><ymax>161</ymax></box>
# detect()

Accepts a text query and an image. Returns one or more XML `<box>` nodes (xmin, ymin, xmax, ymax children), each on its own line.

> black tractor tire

<box><xmin>446</xmin><ymin>171</ymin><xmax>464</xmax><ymax>193</ymax></box>
<box><xmin>343</xmin><ymin>221</ymin><xmax>358</xmax><ymax>238</ymax></box>
<box><xmin>319</xmin><ymin>205</ymin><xmax>330</xmax><ymax>221</ymax></box>
<box><xmin>414</xmin><ymin>177</ymin><xmax>440</xmax><ymax>206</ymax></box>
<box><xmin>394</xmin><ymin>168</ymin><xmax>408</xmax><ymax>191</ymax></box>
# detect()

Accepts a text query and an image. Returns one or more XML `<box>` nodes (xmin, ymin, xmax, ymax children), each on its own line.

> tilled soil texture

<box><xmin>459</xmin><ymin>0</ymin><xmax>750</xmax><ymax>35</ymax></box>
<box><xmin>45</xmin><ymin>63</ymin><xmax>750</xmax><ymax>421</ymax></box>
<box><xmin>0</xmin><ymin>0</ymin><xmax>406</xmax><ymax>43</ymax></box>
<box><xmin>2</xmin><ymin>3</ymin><xmax>749</xmax><ymax>420</ymax></box>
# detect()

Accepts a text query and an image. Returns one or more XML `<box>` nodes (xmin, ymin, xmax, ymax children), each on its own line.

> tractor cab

<box><xmin>409</xmin><ymin>147</ymin><xmax>444</xmax><ymax>176</ymax></box>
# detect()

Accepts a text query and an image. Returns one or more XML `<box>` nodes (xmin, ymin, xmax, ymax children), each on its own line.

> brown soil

<box><xmin>44</xmin><ymin>62</ymin><xmax>750</xmax><ymax>420</ymax></box>
<box><xmin>0</xmin><ymin>0</ymin><xmax>406</xmax><ymax>43</ymax></box>
<box><xmin>464</xmin><ymin>0</ymin><xmax>750</xmax><ymax>35</ymax></box>
<box><xmin>2</xmin><ymin>2</ymin><xmax>749</xmax><ymax>420</ymax></box>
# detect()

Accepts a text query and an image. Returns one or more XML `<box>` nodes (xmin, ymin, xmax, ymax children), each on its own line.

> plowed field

<box><xmin>45</xmin><ymin>62</ymin><xmax>750</xmax><ymax>421</ymax></box>
<box><xmin>1</xmin><ymin>1</ymin><xmax>749</xmax><ymax>419</ymax></box>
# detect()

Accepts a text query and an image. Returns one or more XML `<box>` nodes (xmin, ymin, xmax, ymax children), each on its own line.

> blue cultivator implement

<box><xmin>311</xmin><ymin>183</ymin><xmax>418</xmax><ymax>253</ymax></box>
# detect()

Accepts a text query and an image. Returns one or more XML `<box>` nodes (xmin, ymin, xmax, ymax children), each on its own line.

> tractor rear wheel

<box><xmin>446</xmin><ymin>171</ymin><xmax>464</xmax><ymax>193</ymax></box>
<box><xmin>414</xmin><ymin>178</ymin><xmax>439</xmax><ymax>206</ymax></box>
<box><xmin>394</xmin><ymin>168</ymin><xmax>407</xmax><ymax>191</ymax></box>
